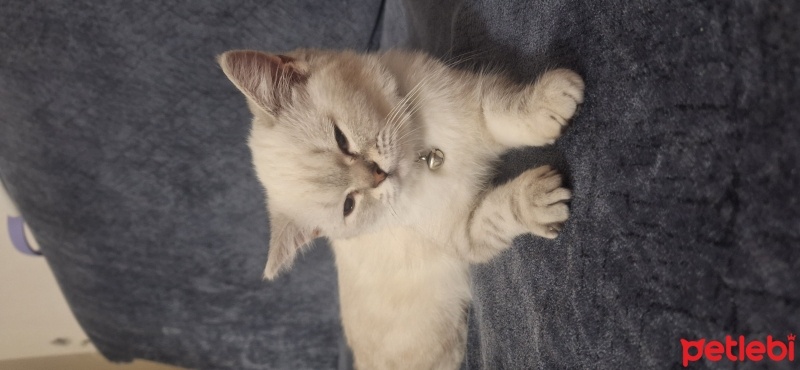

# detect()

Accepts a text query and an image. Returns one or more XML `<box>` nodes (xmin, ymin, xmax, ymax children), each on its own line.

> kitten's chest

<box><xmin>331</xmin><ymin>229</ymin><xmax>470</xmax><ymax>302</ymax></box>
<box><xmin>402</xmin><ymin>97</ymin><xmax>500</xmax><ymax>228</ymax></box>
<box><xmin>331</xmin><ymin>228</ymin><xmax>471</xmax><ymax>365</ymax></box>
<box><xmin>403</xmin><ymin>134</ymin><xmax>498</xmax><ymax>243</ymax></box>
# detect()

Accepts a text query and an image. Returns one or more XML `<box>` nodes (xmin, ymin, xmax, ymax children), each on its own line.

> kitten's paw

<box><xmin>527</xmin><ymin>69</ymin><xmax>585</xmax><ymax>145</ymax></box>
<box><xmin>514</xmin><ymin>165</ymin><xmax>571</xmax><ymax>239</ymax></box>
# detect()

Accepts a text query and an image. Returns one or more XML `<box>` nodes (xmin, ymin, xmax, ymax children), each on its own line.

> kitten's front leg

<box><xmin>481</xmin><ymin>69</ymin><xmax>585</xmax><ymax>147</ymax></box>
<box><xmin>463</xmin><ymin>166</ymin><xmax>570</xmax><ymax>263</ymax></box>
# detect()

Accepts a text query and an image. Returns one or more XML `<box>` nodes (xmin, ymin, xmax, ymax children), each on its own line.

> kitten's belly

<box><xmin>332</xmin><ymin>229</ymin><xmax>471</xmax><ymax>370</ymax></box>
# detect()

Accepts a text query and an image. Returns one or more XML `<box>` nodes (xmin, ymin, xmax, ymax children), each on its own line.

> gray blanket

<box><xmin>1</xmin><ymin>1</ymin><xmax>797</xmax><ymax>369</ymax></box>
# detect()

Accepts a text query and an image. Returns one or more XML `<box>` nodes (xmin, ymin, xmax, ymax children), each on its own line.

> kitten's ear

<box><xmin>264</xmin><ymin>211</ymin><xmax>319</xmax><ymax>280</ymax></box>
<box><xmin>217</xmin><ymin>50</ymin><xmax>308</xmax><ymax>117</ymax></box>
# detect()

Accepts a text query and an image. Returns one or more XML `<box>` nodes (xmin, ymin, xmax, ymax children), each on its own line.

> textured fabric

<box><xmin>0</xmin><ymin>1</ymin><xmax>382</xmax><ymax>369</ymax></box>
<box><xmin>381</xmin><ymin>0</ymin><xmax>800</xmax><ymax>369</ymax></box>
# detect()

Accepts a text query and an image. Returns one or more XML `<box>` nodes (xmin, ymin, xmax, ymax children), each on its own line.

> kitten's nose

<box><xmin>370</xmin><ymin>162</ymin><xmax>387</xmax><ymax>187</ymax></box>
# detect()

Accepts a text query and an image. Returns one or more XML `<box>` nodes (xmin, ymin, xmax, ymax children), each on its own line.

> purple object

<box><xmin>7</xmin><ymin>216</ymin><xmax>41</xmax><ymax>256</ymax></box>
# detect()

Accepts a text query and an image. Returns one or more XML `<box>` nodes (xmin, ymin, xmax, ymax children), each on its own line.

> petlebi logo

<box><xmin>681</xmin><ymin>334</ymin><xmax>795</xmax><ymax>367</ymax></box>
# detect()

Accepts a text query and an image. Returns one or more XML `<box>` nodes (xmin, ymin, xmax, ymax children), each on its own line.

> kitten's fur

<box><xmin>218</xmin><ymin>49</ymin><xmax>584</xmax><ymax>370</ymax></box>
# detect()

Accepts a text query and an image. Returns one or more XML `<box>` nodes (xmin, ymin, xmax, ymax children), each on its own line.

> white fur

<box><xmin>218</xmin><ymin>49</ymin><xmax>584</xmax><ymax>370</ymax></box>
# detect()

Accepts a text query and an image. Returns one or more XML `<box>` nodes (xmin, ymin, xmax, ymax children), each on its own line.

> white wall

<box><xmin>0</xmin><ymin>182</ymin><xmax>95</xmax><ymax>360</ymax></box>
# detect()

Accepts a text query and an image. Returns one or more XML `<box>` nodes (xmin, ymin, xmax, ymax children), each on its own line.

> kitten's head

<box><xmin>219</xmin><ymin>49</ymin><xmax>420</xmax><ymax>279</ymax></box>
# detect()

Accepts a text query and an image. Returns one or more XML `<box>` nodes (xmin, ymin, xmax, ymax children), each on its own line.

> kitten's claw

<box><xmin>544</xmin><ymin>223</ymin><xmax>564</xmax><ymax>239</ymax></box>
<box><xmin>514</xmin><ymin>165</ymin><xmax>572</xmax><ymax>239</ymax></box>
<box><xmin>528</xmin><ymin>69</ymin><xmax>585</xmax><ymax>144</ymax></box>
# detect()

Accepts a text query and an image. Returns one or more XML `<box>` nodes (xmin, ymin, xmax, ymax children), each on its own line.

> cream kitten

<box><xmin>218</xmin><ymin>49</ymin><xmax>584</xmax><ymax>370</ymax></box>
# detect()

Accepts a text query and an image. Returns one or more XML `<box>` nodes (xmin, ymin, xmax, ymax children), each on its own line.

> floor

<box><xmin>0</xmin><ymin>353</ymin><xmax>184</xmax><ymax>370</ymax></box>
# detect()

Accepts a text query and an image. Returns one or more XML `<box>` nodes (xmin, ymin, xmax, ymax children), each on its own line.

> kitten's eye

<box><xmin>334</xmin><ymin>125</ymin><xmax>350</xmax><ymax>154</ymax></box>
<box><xmin>343</xmin><ymin>193</ymin><xmax>355</xmax><ymax>217</ymax></box>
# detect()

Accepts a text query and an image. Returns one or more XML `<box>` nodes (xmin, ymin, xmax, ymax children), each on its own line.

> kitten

<box><xmin>218</xmin><ymin>49</ymin><xmax>584</xmax><ymax>370</ymax></box>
